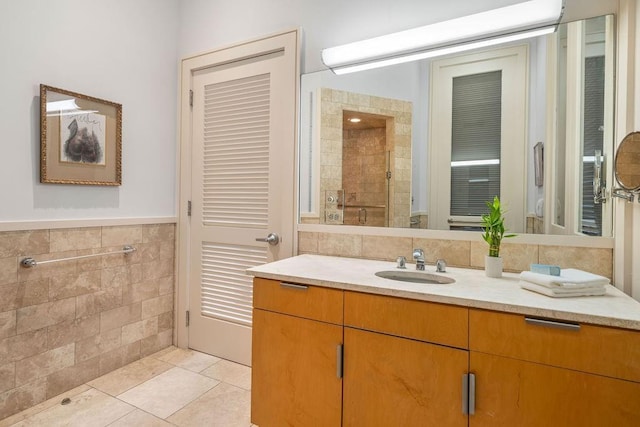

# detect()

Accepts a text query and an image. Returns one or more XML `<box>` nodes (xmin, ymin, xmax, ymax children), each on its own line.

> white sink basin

<box><xmin>375</xmin><ymin>270</ymin><xmax>455</xmax><ymax>284</ymax></box>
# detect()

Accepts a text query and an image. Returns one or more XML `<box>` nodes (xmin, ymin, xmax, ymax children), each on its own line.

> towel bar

<box><xmin>20</xmin><ymin>245</ymin><xmax>136</xmax><ymax>268</ymax></box>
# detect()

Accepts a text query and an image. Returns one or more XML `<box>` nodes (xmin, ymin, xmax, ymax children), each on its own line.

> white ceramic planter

<box><xmin>485</xmin><ymin>255</ymin><xmax>503</xmax><ymax>278</ymax></box>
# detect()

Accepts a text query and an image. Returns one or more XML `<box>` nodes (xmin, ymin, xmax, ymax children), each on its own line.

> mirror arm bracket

<box><xmin>612</xmin><ymin>187</ymin><xmax>637</xmax><ymax>203</ymax></box>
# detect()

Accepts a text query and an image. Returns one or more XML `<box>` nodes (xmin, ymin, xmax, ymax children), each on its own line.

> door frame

<box><xmin>428</xmin><ymin>45</ymin><xmax>528</xmax><ymax>233</ymax></box>
<box><xmin>176</xmin><ymin>29</ymin><xmax>300</xmax><ymax>348</ymax></box>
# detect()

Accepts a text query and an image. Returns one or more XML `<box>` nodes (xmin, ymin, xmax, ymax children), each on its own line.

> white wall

<box><xmin>0</xmin><ymin>0</ymin><xmax>179</xmax><ymax>223</ymax></box>
<box><xmin>178</xmin><ymin>0</ymin><xmax>524</xmax><ymax>73</ymax></box>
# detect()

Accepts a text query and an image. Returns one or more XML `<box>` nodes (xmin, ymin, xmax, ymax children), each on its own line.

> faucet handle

<box><xmin>436</xmin><ymin>259</ymin><xmax>447</xmax><ymax>273</ymax></box>
<box><xmin>396</xmin><ymin>256</ymin><xmax>407</xmax><ymax>269</ymax></box>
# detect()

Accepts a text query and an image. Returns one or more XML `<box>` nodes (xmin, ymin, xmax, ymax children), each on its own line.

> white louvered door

<box><xmin>187</xmin><ymin>34</ymin><xmax>297</xmax><ymax>365</ymax></box>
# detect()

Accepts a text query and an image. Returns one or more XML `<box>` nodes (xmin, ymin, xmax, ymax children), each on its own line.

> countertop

<box><xmin>247</xmin><ymin>254</ymin><xmax>640</xmax><ymax>330</ymax></box>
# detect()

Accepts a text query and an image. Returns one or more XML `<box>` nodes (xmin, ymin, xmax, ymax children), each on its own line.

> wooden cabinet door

<box><xmin>343</xmin><ymin>327</ymin><xmax>469</xmax><ymax>427</ymax></box>
<box><xmin>470</xmin><ymin>351</ymin><xmax>640</xmax><ymax>427</ymax></box>
<box><xmin>251</xmin><ymin>309</ymin><xmax>342</xmax><ymax>427</ymax></box>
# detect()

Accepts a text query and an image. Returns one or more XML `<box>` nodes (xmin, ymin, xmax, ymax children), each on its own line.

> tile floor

<box><xmin>0</xmin><ymin>347</ymin><xmax>256</xmax><ymax>427</ymax></box>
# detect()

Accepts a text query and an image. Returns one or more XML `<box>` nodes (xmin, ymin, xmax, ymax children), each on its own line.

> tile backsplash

<box><xmin>0</xmin><ymin>224</ymin><xmax>175</xmax><ymax>420</ymax></box>
<box><xmin>299</xmin><ymin>231</ymin><xmax>613</xmax><ymax>279</ymax></box>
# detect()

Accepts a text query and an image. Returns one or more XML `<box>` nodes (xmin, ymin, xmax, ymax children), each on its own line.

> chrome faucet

<box><xmin>436</xmin><ymin>259</ymin><xmax>447</xmax><ymax>273</ymax></box>
<box><xmin>413</xmin><ymin>248</ymin><xmax>425</xmax><ymax>271</ymax></box>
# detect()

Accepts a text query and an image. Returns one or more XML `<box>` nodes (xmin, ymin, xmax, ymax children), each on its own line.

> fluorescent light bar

<box><xmin>322</xmin><ymin>0</ymin><xmax>564</xmax><ymax>74</ymax></box>
<box><xmin>451</xmin><ymin>159</ymin><xmax>500</xmax><ymax>167</ymax></box>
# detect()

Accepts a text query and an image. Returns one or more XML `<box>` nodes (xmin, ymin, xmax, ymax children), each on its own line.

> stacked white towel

<box><xmin>519</xmin><ymin>269</ymin><xmax>609</xmax><ymax>298</ymax></box>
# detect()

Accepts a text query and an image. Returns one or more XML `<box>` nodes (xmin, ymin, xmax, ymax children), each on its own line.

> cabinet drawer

<box><xmin>253</xmin><ymin>278</ymin><xmax>343</xmax><ymax>324</ymax></box>
<box><xmin>469</xmin><ymin>309</ymin><xmax>640</xmax><ymax>382</ymax></box>
<box><xmin>344</xmin><ymin>291</ymin><xmax>468</xmax><ymax>349</ymax></box>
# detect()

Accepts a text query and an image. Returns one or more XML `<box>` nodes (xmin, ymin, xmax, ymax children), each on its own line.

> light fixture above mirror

<box><xmin>321</xmin><ymin>0</ymin><xmax>565</xmax><ymax>74</ymax></box>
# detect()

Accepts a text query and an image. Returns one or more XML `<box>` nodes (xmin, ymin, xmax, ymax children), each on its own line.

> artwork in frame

<box><xmin>40</xmin><ymin>84</ymin><xmax>122</xmax><ymax>185</ymax></box>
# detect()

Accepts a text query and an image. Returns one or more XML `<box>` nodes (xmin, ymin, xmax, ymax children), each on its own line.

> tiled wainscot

<box><xmin>0</xmin><ymin>224</ymin><xmax>175</xmax><ymax>420</ymax></box>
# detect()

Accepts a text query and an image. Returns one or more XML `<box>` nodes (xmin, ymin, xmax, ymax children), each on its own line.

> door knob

<box><xmin>255</xmin><ymin>233</ymin><xmax>279</xmax><ymax>246</ymax></box>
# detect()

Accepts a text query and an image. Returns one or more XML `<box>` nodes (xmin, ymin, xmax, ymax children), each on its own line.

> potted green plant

<box><xmin>481</xmin><ymin>196</ymin><xmax>515</xmax><ymax>277</ymax></box>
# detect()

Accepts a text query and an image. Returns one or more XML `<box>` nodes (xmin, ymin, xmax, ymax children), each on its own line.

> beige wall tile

<box><xmin>0</xmin><ymin>231</ymin><xmax>49</xmax><ymax>258</ymax></box>
<box><xmin>142</xmin><ymin>260</ymin><xmax>173</xmax><ymax>281</ymax></box>
<box><xmin>75</xmin><ymin>329</ymin><xmax>122</xmax><ymax>364</ymax></box>
<box><xmin>0</xmin><ymin>330</ymin><xmax>48</xmax><ymax>365</ymax></box>
<box><xmin>99</xmin><ymin>342</ymin><xmax>141</xmax><ymax>376</ymax></box>
<box><xmin>159</xmin><ymin>241</ymin><xmax>174</xmax><ymax>262</ymax></box>
<box><xmin>0</xmin><ymin>279</ymin><xmax>49</xmax><ymax>312</ymax></box>
<box><xmin>317</xmin><ymin>233</ymin><xmax>362</xmax><ymax>257</ymax></box>
<box><xmin>413</xmin><ymin>238</ymin><xmax>471</xmax><ymax>268</ymax></box>
<box><xmin>157</xmin><ymin>276</ymin><xmax>173</xmax><ymax>296</ymax></box>
<box><xmin>0</xmin><ymin>378</ymin><xmax>46</xmax><ymax>420</ymax></box>
<box><xmin>142</xmin><ymin>224</ymin><xmax>175</xmax><ymax>243</ymax></box>
<box><xmin>298</xmin><ymin>232</ymin><xmax>318</xmax><ymax>254</ymax></box>
<box><xmin>16</xmin><ymin>298</ymin><xmax>76</xmax><ymax>335</ymax></box>
<box><xmin>50</xmin><ymin>228</ymin><xmax>101</xmax><ymax>252</ymax></box>
<box><xmin>362</xmin><ymin>236</ymin><xmax>412</xmax><ymax>261</ymax></box>
<box><xmin>539</xmin><ymin>246</ymin><xmax>613</xmax><ymax>279</ymax></box>
<box><xmin>101</xmin><ymin>265</ymin><xmax>135</xmax><ymax>290</ymax></box>
<box><xmin>45</xmin><ymin>357</ymin><xmax>100</xmax><ymax>399</ymax></box>
<box><xmin>15</xmin><ymin>343</ymin><xmax>74</xmax><ymax>386</ymax></box>
<box><xmin>140</xmin><ymin>330</ymin><xmax>172</xmax><ymax>358</ymax></box>
<box><xmin>76</xmin><ymin>287</ymin><xmax>122</xmax><ymax>319</ymax></box>
<box><xmin>123</xmin><ymin>280</ymin><xmax>160</xmax><ymax>305</ymax></box>
<box><xmin>101</xmin><ymin>226</ymin><xmax>143</xmax><ymax>247</ymax></box>
<box><xmin>121</xmin><ymin>318</ymin><xmax>159</xmax><ymax>345</ymax></box>
<box><xmin>157</xmin><ymin>312</ymin><xmax>173</xmax><ymax>332</ymax></box>
<box><xmin>0</xmin><ymin>257</ymin><xmax>17</xmax><ymax>287</ymax></box>
<box><xmin>500</xmin><ymin>243</ymin><xmax>539</xmax><ymax>272</ymax></box>
<box><xmin>100</xmin><ymin>303</ymin><xmax>142</xmax><ymax>333</ymax></box>
<box><xmin>139</xmin><ymin>243</ymin><xmax>161</xmax><ymax>263</ymax></box>
<box><xmin>469</xmin><ymin>241</ymin><xmax>486</xmax><ymax>269</ymax></box>
<box><xmin>47</xmin><ymin>314</ymin><xmax>100</xmax><ymax>349</ymax></box>
<box><xmin>0</xmin><ymin>311</ymin><xmax>16</xmax><ymax>340</ymax></box>
<box><xmin>141</xmin><ymin>295</ymin><xmax>173</xmax><ymax>319</ymax></box>
<box><xmin>0</xmin><ymin>223</ymin><xmax>176</xmax><ymax>420</ymax></box>
<box><xmin>0</xmin><ymin>362</ymin><xmax>15</xmax><ymax>393</ymax></box>
<box><xmin>49</xmin><ymin>270</ymin><xmax>101</xmax><ymax>300</ymax></box>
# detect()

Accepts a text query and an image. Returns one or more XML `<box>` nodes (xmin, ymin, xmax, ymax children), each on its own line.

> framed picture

<box><xmin>40</xmin><ymin>84</ymin><xmax>122</xmax><ymax>185</ymax></box>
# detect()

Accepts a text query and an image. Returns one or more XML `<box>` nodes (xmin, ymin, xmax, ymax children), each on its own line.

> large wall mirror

<box><xmin>299</xmin><ymin>14</ymin><xmax>615</xmax><ymax>237</ymax></box>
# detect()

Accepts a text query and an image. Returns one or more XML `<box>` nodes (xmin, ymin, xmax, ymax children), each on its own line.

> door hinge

<box><xmin>189</xmin><ymin>89</ymin><xmax>193</xmax><ymax>107</ymax></box>
<box><xmin>386</xmin><ymin>171</ymin><xmax>392</xmax><ymax>180</ymax></box>
<box><xmin>186</xmin><ymin>310</ymin><xmax>190</xmax><ymax>327</ymax></box>
<box><xmin>187</xmin><ymin>200</ymin><xmax>192</xmax><ymax>217</ymax></box>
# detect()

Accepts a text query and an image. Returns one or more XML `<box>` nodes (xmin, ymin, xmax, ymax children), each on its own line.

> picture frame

<box><xmin>40</xmin><ymin>84</ymin><xmax>122</xmax><ymax>185</ymax></box>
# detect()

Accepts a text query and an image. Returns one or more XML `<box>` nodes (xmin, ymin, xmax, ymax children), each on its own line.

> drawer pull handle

<box><xmin>525</xmin><ymin>317</ymin><xmax>581</xmax><ymax>331</ymax></box>
<box><xmin>280</xmin><ymin>282</ymin><xmax>309</xmax><ymax>291</ymax></box>
<box><xmin>336</xmin><ymin>344</ymin><xmax>344</xmax><ymax>379</ymax></box>
<box><xmin>462</xmin><ymin>373</ymin><xmax>476</xmax><ymax>415</ymax></box>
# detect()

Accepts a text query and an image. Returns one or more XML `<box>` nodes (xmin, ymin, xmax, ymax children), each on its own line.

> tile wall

<box><xmin>298</xmin><ymin>231</ymin><xmax>614</xmax><ymax>279</ymax></box>
<box><xmin>0</xmin><ymin>224</ymin><xmax>175</xmax><ymax>420</ymax></box>
<box><xmin>317</xmin><ymin>88</ymin><xmax>412</xmax><ymax>228</ymax></box>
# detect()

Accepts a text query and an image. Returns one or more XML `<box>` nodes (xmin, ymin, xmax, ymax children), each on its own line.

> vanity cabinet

<box><xmin>469</xmin><ymin>309</ymin><xmax>640</xmax><ymax>426</ymax></box>
<box><xmin>343</xmin><ymin>291</ymin><xmax>469</xmax><ymax>426</ymax></box>
<box><xmin>251</xmin><ymin>278</ymin><xmax>343</xmax><ymax>427</ymax></box>
<box><xmin>251</xmin><ymin>276</ymin><xmax>640</xmax><ymax>427</ymax></box>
